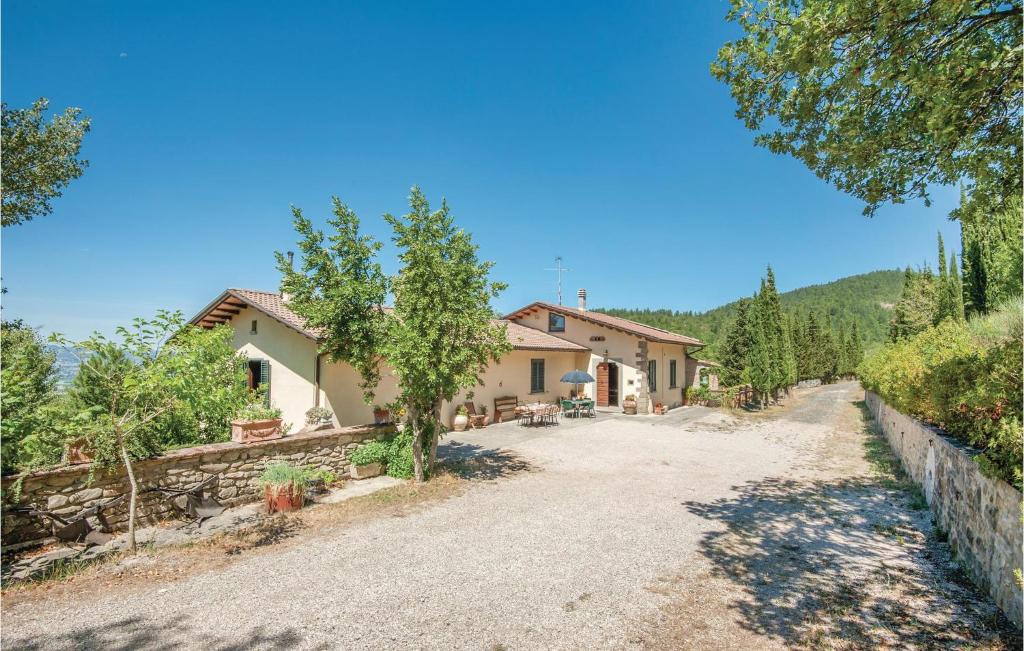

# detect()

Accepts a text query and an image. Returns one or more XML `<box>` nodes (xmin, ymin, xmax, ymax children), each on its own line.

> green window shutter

<box><xmin>648</xmin><ymin>360</ymin><xmax>657</xmax><ymax>392</ymax></box>
<box><xmin>260</xmin><ymin>359</ymin><xmax>271</xmax><ymax>405</ymax></box>
<box><xmin>670</xmin><ymin>360</ymin><xmax>677</xmax><ymax>388</ymax></box>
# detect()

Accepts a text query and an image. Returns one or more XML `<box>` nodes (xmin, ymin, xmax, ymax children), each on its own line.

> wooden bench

<box><xmin>493</xmin><ymin>396</ymin><xmax>519</xmax><ymax>423</ymax></box>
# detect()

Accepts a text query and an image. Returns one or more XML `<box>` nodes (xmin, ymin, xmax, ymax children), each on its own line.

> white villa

<box><xmin>190</xmin><ymin>287</ymin><xmax>708</xmax><ymax>427</ymax></box>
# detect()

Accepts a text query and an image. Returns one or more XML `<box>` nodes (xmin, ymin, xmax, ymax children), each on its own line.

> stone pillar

<box><xmin>636</xmin><ymin>340</ymin><xmax>649</xmax><ymax>414</ymax></box>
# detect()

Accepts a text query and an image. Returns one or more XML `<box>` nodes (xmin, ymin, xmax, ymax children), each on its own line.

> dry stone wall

<box><xmin>1</xmin><ymin>424</ymin><xmax>394</xmax><ymax>546</ymax></box>
<box><xmin>865</xmin><ymin>391</ymin><xmax>1022</xmax><ymax>628</ymax></box>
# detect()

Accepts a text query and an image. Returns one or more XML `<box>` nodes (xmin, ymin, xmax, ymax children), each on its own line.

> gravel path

<box><xmin>2</xmin><ymin>382</ymin><xmax>1014</xmax><ymax>649</ymax></box>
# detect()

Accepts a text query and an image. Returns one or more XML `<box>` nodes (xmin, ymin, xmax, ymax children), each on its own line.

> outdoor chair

<box><xmin>578</xmin><ymin>400</ymin><xmax>595</xmax><ymax>418</ymax></box>
<box><xmin>560</xmin><ymin>399</ymin><xmax>577</xmax><ymax>419</ymax></box>
<box><xmin>463</xmin><ymin>402</ymin><xmax>487</xmax><ymax>428</ymax></box>
<box><xmin>144</xmin><ymin>473</ymin><xmax>225</xmax><ymax>526</ymax></box>
<box><xmin>13</xmin><ymin>494</ymin><xmax>126</xmax><ymax>547</ymax></box>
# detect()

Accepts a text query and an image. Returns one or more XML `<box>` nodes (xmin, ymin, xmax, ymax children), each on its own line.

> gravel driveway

<box><xmin>2</xmin><ymin>382</ymin><xmax>1015</xmax><ymax>649</ymax></box>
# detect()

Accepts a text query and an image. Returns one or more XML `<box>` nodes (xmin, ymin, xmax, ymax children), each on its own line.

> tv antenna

<box><xmin>545</xmin><ymin>256</ymin><xmax>570</xmax><ymax>305</ymax></box>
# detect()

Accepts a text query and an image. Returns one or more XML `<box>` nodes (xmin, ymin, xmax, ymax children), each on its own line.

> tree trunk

<box><xmin>426</xmin><ymin>399</ymin><xmax>441</xmax><ymax>474</ymax></box>
<box><xmin>119</xmin><ymin>440</ymin><xmax>139</xmax><ymax>554</ymax></box>
<box><xmin>409</xmin><ymin>407</ymin><xmax>425</xmax><ymax>483</ymax></box>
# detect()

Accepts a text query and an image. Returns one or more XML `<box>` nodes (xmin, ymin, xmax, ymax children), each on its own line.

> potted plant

<box><xmin>260</xmin><ymin>462</ymin><xmax>307</xmax><ymax>513</ymax></box>
<box><xmin>372</xmin><ymin>405</ymin><xmax>390</xmax><ymax>425</ymax></box>
<box><xmin>350</xmin><ymin>439</ymin><xmax>389</xmax><ymax>479</ymax></box>
<box><xmin>64</xmin><ymin>437</ymin><xmax>93</xmax><ymax>464</ymax></box>
<box><xmin>304</xmin><ymin>406</ymin><xmax>334</xmax><ymax>431</ymax></box>
<box><xmin>231</xmin><ymin>403</ymin><xmax>284</xmax><ymax>443</ymax></box>
<box><xmin>476</xmin><ymin>405</ymin><xmax>490</xmax><ymax>428</ymax></box>
<box><xmin>452</xmin><ymin>405</ymin><xmax>469</xmax><ymax>432</ymax></box>
<box><xmin>654</xmin><ymin>402</ymin><xmax>668</xmax><ymax>415</ymax></box>
<box><xmin>623</xmin><ymin>394</ymin><xmax>637</xmax><ymax>415</ymax></box>
<box><xmin>304</xmin><ymin>468</ymin><xmax>338</xmax><ymax>498</ymax></box>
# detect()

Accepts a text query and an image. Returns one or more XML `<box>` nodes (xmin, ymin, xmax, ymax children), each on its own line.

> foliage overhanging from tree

<box><xmin>712</xmin><ymin>0</ymin><xmax>1022</xmax><ymax>216</ymax></box>
<box><xmin>1</xmin><ymin>98</ymin><xmax>91</xmax><ymax>227</ymax></box>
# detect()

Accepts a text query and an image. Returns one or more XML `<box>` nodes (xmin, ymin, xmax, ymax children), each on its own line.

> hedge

<box><xmin>858</xmin><ymin>301</ymin><xmax>1022</xmax><ymax>490</ymax></box>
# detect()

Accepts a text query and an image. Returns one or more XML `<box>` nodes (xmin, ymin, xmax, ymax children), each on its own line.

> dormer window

<box><xmin>548</xmin><ymin>313</ymin><xmax>565</xmax><ymax>332</ymax></box>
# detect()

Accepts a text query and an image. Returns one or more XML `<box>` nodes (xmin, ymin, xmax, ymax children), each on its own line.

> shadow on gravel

<box><xmin>439</xmin><ymin>441</ymin><xmax>534</xmax><ymax>481</ymax></box>
<box><xmin>681</xmin><ymin>475</ymin><xmax>1019</xmax><ymax>649</ymax></box>
<box><xmin>11</xmin><ymin>614</ymin><xmax>303</xmax><ymax>650</ymax></box>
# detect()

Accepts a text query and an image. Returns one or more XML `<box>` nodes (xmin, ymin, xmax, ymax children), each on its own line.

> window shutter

<box><xmin>260</xmin><ymin>359</ymin><xmax>271</xmax><ymax>405</ymax></box>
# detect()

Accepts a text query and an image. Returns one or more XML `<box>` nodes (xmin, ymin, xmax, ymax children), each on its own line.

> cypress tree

<box><xmin>746</xmin><ymin>302</ymin><xmax>773</xmax><ymax>406</ymax></box>
<box><xmin>759</xmin><ymin>267</ymin><xmax>786</xmax><ymax>397</ymax></box>
<box><xmin>719</xmin><ymin>298</ymin><xmax>753</xmax><ymax>387</ymax></box>
<box><xmin>821</xmin><ymin>314</ymin><xmax>839</xmax><ymax>383</ymax></box>
<box><xmin>805</xmin><ymin>312</ymin><xmax>822</xmax><ymax>380</ymax></box>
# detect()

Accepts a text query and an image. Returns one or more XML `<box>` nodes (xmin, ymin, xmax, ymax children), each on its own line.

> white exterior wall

<box><xmin>230</xmin><ymin>306</ymin><xmax>318</xmax><ymax>430</ymax></box>
<box><xmin>446</xmin><ymin>350</ymin><xmax>584</xmax><ymax>423</ymax></box>
<box><xmin>511</xmin><ymin>307</ymin><xmax>689</xmax><ymax>411</ymax></box>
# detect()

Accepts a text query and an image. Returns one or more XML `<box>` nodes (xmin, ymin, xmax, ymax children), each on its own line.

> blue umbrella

<box><xmin>560</xmin><ymin>369</ymin><xmax>595</xmax><ymax>399</ymax></box>
<box><xmin>560</xmin><ymin>370</ymin><xmax>595</xmax><ymax>384</ymax></box>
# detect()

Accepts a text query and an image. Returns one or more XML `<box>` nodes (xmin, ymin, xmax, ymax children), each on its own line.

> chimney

<box><xmin>281</xmin><ymin>251</ymin><xmax>295</xmax><ymax>301</ymax></box>
<box><xmin>577</xmin><ymin>288</ymin><xmax>587</xmax><ymax>312</ymax></box>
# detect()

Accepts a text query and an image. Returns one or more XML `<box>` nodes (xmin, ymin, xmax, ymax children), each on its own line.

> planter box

<box><xmin>351</xmin><ymin>462</ymin><xmax>382</xmax><ymax>480</ymax></box>
<box><xmin>373</xmin><ymin>409</ymin><xmax>390</xmax><ymax>425</ymax></box>
<box><xmin>231</xmin><ymin>418</ymin><xmax>284</xmax><ymax>444</ymax></box>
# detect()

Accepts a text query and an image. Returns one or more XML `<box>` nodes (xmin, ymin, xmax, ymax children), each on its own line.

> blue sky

<box><xmin>2</xmin><ymin>1</ymin><xmax>961</xmax><ymax>339</ymax></box>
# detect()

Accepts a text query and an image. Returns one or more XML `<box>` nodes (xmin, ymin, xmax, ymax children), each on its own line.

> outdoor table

<box><xmin>518</xmin><ymin>402</ymin><xmax>556</xmax><ymax>426</ymax></box>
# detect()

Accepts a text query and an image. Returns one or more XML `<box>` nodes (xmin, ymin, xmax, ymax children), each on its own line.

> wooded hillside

<box><xmin>596</xmin><ymin>270</ymin><xmax>903</xmax><ymax>359</ymax></box>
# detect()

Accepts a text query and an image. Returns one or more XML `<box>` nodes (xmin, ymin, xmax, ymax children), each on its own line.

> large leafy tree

<box><xmin>384</xmin><ymin>188</ymin><xmax>511</xmax><ymax>480</ymax></box>
<box><xmin>713</xmin><ymin>1</ymin><xmax>1022</xmax><ymax>216</ymax></box>
<box><xmin>0</xmin><ymin>320</ymin><xmax>59</xmax><ymax>473</ymax></box>
<box><xmin>56</xmin><ymin>312</ymin><xmax>250</xmax><ymax>551</ymax></box>
<box><xmin>1</xmin><ymin>98</ymin><xmax>91</xmax><ymax>227</ymax></box>
<box><xmin>276</xmin><ymin>198</ymin><xmax>389</xmax><ymax>403</ymax></box>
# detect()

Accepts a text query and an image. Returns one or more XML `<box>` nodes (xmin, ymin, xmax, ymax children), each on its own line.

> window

<box><xmin>250</xmin><ymin>319</ymin><xmax>258</xmax><ymax>335</ymax></box>
<box><xmin>669</xmin><ymin>360</ymin><xmax>678</xmax><ymax>389</ymax></box>
<box><xmin>247</xmin><ymin>359</ymin><xmax>271</xmax><ymax>403</ymax></box>
<box><xmin>530</xmin><ymin>358</ymin><xmax>545</xmax><ymax>393</ymax></box>
<box><xmin>548</xmin><ymin>312</ymin><xmax>565</xmax><ymax>332</ymax></box>
<box><xmin>647</xmin><ymin>359</ymin><xmax>657</xmax><ymax>392</ymax></box>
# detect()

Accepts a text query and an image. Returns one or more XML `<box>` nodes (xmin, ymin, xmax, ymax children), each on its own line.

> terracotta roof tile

<box><xmin>504</xmin><ymin>301</ymin><xmax>703</xmax><ymax>346</ymax></box>
<box><xmin>191</xmin><ymin>289</ymin><xmax>588</xmax><ymax>352</ymax></box>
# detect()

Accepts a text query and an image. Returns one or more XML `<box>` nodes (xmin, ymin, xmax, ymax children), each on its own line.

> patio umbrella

<box><xmin>560</xmin><ymin>369</ymin><xmax>595</xmax><ymax>398</ymax></box>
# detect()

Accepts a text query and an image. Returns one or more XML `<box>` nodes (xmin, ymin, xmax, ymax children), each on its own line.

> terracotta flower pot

<box><xmin>231</xmin><ymin>418</ymin><xmax>284</xmax><ymax>444</ymax></box>
<box><xmin>623</xmin><ymin>399</ymin><xmax>637</xmax><ymax>415</ymax></box>
<box><xmin>264</xmin><ymin>482</ymin><xmax>304</xmax><ymax>513</ymax></box>
<box><xmin>373</xmin><ymin>408</ymin><xmax>390</xmax><ymax>425</ymax></box>
<box><xmin>452</xmin><ymin>414</ymin><xmax>468</xmax><ymax>432</ymax></box>
<box><xmin>64</xmin><ymin>438</ymin><xmax>92</xmax><ymax>464</ymax></box>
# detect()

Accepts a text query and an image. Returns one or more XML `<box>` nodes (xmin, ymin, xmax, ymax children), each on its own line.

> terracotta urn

<box><xmin>452</xmin><ymin>413</ymin><xmax>469</xmax><ymax>432</ymax></box>
<box><xmin>231</xmin><ymin>418</ymin><xmax>284</xmax><ymax>444</ymax></box>
<box><xmin>623</xmin><ymin>398</ymin><xmax>637</xmax><ymax>415</ymax></box>
<box><xmin>264</xmin><ymin>482</ymin><xmax>304</xmax><ymax>513</ymax></box>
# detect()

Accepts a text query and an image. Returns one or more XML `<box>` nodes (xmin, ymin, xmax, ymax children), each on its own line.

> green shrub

<box><xmin>350</xmin><ymin>439</ymin><xmax>389</xmax><ymax>466</ymax></box>
<box><xmin>259</xmin><ymin>462</ymin><xmax>308</xmax><ymax>492</ymax></box>
<box><xmin>383</xmin><ymin>432</ymin><xmax>417</xmax><ymax>479</ymax></box>
<box><xmin>859</xmin><ymin>299</ymin><xmax>1022</xmax><ymax>489</ymax></box>
<box><xmin>235</xmin><ymin>403</ymin><xmax>283</xmax><ymax>422</ymax></box>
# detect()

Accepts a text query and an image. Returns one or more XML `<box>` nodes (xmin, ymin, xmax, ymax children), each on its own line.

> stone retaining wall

<box><xmin>1</xmin><ymin>424</ymin><xmax>394</xmax><ymax>546</ymax></box>
<box><xmin>865</xmin><ymin>391</ymin><xmax>1022</xmax><ymax>628</ymax></box>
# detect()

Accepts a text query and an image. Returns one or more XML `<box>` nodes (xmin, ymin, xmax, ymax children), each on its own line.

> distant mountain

<box><xmin>47</xmin><ymin>345</ymin><xmax>88</xmax><ymax>392</ymax></box>
<box><xmin>595</xmin><ymin>270</ymin><xmax>904</xmax><ymax>359</ymax></box>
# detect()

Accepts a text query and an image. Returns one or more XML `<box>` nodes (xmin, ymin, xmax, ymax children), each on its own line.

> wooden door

<box><xmin>596</xmin><ymin>362</ymin><xmax>610</xmax><ymax>407</ymax></box>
